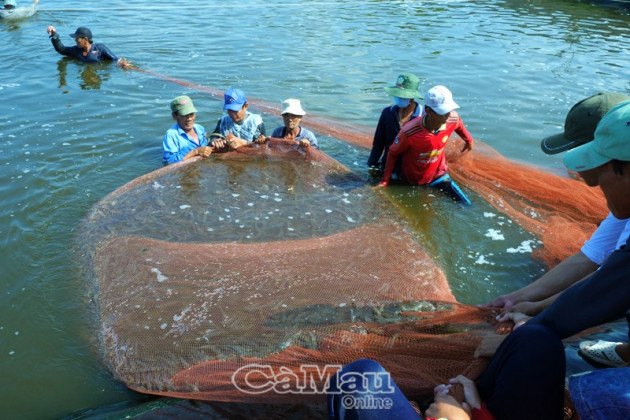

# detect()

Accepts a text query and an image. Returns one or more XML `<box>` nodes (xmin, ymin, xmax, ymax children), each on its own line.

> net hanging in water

<box><xmin>79</xmin><ymin>140</ymin><xmax>503</xmax><ymax>403</ymax></box>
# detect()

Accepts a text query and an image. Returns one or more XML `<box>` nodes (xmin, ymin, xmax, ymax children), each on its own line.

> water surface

<box><xmin>1</xmin><ymin>0</ymin><xmax>629</xmax><ymax>418</ymax></box>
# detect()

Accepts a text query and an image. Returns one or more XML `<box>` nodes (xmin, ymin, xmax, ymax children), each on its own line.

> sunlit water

<box><xmin>1</xmin><ymin>0</ymin><xmax>629</xmax><ymax>418</ymax></box>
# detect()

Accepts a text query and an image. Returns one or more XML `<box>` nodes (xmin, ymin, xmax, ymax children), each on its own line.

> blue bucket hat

<box><xmin>223</xmin><ymin>88</ymin><xmax>247</xmax><ymax>111</ymax></box>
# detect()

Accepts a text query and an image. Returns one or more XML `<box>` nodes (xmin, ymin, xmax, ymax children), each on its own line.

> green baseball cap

<box><xmin>170</xmin><ymin>95</ymin><xmax>197</xmax><ymax>115</ymax></box>
<box><xmin>563</xmin><ymin>100</ymin><xmax>630</xmax><ymax>172</ymax></box>
<box><xmin>384</xmin><ymin>73</ymin><xmax>422</xmax><ymax>99</ymax></box>
<box><xmin>541</xmin><ymin>92</ymin><xmax>630</xmax><ymax>155</ymax></box>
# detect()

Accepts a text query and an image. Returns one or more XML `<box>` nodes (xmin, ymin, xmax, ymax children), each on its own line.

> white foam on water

<box><xmin>507</xmin><ymin>240</ymin><xmax>534</xmax><ymax>254</ymax></box>
<box><xmin>179</xmin><ymin>205</ymin><xmax>191</xmax><ymax>210</ymax></box>
<box><xmin>151</xmin><ymin>267</ymin><xmax>168</xmax><ymax>282</ymax></box>
<box><xmin>485</xmin><ymin>229</ymin><xmax>505</xmax><ymax>240</ymax></box>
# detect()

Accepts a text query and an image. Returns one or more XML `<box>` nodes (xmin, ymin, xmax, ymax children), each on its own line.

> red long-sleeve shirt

<box><xmin>381</xmin><ymin>112</ymin><xmax>473</xmax><ymax>185</ymax></box>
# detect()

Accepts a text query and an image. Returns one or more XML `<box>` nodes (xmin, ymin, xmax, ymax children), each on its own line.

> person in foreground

<box><xmin>378</xmin><ymin>85</ymin><xmax>474</xmax><ymax>204</ymax></box>
<box><xmin>267</xmin><ymin>98</ymin><xmax>318</xmax><ymax>149</ymax></box>
<box><xmin>505</xmin><ymin>100</ymin><xmax>630</xmax><ymax>418</ymax></box>
<box><xmin>329</xmin><ymin>101</ymin><xmax>630</xmax><ymax>420</ymax></box>
<box><xmin>327</xmin><ymin>323</ymin><xmax>565</xmax><ymax>420</ymax></box>
<box><xmin>367</xmin><ymin>73</ymin><xmax>423</xmax><ymax>173</ymax></box>
<box><xmin>482</xmin><ymin>93</ymin><xmax>630</xmax><ymax>366</ymax></box>
<box><xmin>46</xmin><ymin>26</ymin><xmax>131</xmax><ymax>69</ymax></box>
<box><xmin>162</xmin><ymin>95</ymin><xmax>212</xmax><ymax>165</ymax></box>
<box><xmin>210</xmin><ymin>87</ymin><xmax>266</xmax><ymax>151</ymax></box>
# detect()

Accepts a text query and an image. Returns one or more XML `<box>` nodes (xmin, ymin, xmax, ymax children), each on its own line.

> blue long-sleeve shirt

<box><xmin>49</xmin><ymin>33</ymin><xmax>119</xmax><ymax>63</ymax></box>
<box><xmin>162</xmin><ymin>123</ymin><xmax>207</xmax><ymax>165</ymax></box>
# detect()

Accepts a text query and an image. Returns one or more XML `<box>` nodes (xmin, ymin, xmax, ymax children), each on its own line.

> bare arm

<box><xmin>483</xmin><ymin>251</ymin><xmax>598</xmax><ymax>309</ymax></box>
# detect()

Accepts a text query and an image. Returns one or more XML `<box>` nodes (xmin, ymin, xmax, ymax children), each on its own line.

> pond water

<box><xmin>1</xmin><ymin>0</ymin><xmax>629</xmax><ymax>418</ymax></box>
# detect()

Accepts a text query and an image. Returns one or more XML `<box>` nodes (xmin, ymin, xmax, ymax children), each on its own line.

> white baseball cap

<box><xmin>424</xmin><ymin>85</ymin><xmax>459</xmax><ymax>115</ymax></box>
<box><xmin>281</xmin><ymin>98</ymin><xmax>306</xmax><ymax>116</ymax></box>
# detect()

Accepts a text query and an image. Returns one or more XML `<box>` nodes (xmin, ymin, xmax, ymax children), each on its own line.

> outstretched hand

<box><xmin>461</xmin><ymin>141</ymin><xmax>473</xmax><ymax>152</ymax></box>
<box><xmin>479</xmin><ymin>295</ymin><xmax>515</xmax><ymax>310</ymax></box>
<box><xmin>116</xmin><ymin>58</ymin><xmax>133</xmax><ymax>70</ymax></box>
<box><xmin>47</xmin><ymin>25</ymin><xmax>57</xmax><ymax>36</ymax></box>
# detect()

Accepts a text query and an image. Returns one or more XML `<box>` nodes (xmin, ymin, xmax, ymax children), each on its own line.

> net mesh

<box><xmin>79</xmin><ymin>140</ymin><xmax>504</xmax><ymax>403</ymax></box>
<box><xmin>79</xmin><ymin>100</ymin><xmax>608</xmax><ymax>404</ymax></box>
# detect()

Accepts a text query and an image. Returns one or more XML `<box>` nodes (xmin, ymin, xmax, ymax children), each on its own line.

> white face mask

<box><xmin>394</xmin><ymin>97</ymin><xmax>411</xmax><ymax>108</ymax></box>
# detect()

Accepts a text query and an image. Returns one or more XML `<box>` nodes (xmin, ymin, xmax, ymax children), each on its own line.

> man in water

<box><xmin>46</xmin><ymin>26</ymin><xmax>131</xmax><ymax>69</ymax></box>
<box><xmin>210</xmin><ymin>87</ymin><xmax>266</xmax><ymax>151</ymax></box>
<box><xmin>378</xmin><ymin>85</ymin><xmax>474</xmax><ymax>203</ymax></box>
<box><xmin>163</xmin><ymin>95</ymin><xmax>212</xmax><ymax>165</ymax></box>
<box><xmin>368</xmin><ymin>72</ymin><xmax>423</xmax><ymax>173</ymax></box>
<box><xmin>268</xmin><ymin>98</ymin><xmax>319</xmax><ymax>149</ymax></box>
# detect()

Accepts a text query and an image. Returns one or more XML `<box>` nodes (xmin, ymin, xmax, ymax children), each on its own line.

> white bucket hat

<box><xmin>424</xmin><ymin>85</ymin><xmax>459</xmax><ymax>115</ymax></box>
<box><xmin>281</xmin><ymin>98</ymin><xmax>306</xmax><ymax>116</ymax></box>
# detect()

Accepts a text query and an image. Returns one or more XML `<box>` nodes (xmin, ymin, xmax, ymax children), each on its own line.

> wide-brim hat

<box><xmin>69</xmin><ymin>27</ymin><xmax>93</xmax><ymax>40</ymax></box>
<box><xmin>563</xmin><ymin>100</ymin><xmax>630</xmax><ymax>171</ymax></box>
<box><xmin>384</xmin><ymin>73</ymin><xmax>422</xmax><ymax>99</ymax></box>
<box><xmin>541</xmin><ymin>92</ymin><xmax>630</xmax><ymax>155</ymax></box>
<box><xmin>281</xmin><ymin>98</ymin><xmax>306</xmax><ymax>116</ymax></box>
<box><xmin>170</xmin><ymin>95</ymin><xmax>197</xmax><ymax>115</ymax></box>
<box><xmin>4</xmin><ymin>0</ymin><xmax>17</xmax><ymax>7</ymax></box>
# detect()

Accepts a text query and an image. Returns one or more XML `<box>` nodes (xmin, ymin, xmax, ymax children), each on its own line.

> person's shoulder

<box><xmin>245</xmin><ymin>112</ymin><xmax>263</xmax><ymax>122</ymax></box>
<box><xmin>271</xmin><ymin>126</ymin><xmax>283</xmax><ymax>137</ymax></box>
<box><xmin>301</xmin><ymin>126</ymin><xmax>317</xmax><ymax>138</ymax></box>
<box><xmin>447</xmin><ymin>111</ymin><xmax>462</xmax><ymax>124</ymax></box>
<box><xmin>401</xmin><ymin>116</ymin><xmax>424</xmax><ymax>135</ymax></box>
<box><xmin>380</xmin><ymin>105</ymin><xmax>396</xmax><ymax>116</ymax></box>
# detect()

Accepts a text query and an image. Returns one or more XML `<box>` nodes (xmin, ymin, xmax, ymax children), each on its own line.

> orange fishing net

<box><xmin>80</xmin><ymin>140</ymin><xmax>503</xmax><ymax>403</ymax></box>
<box><xmin>81</xmin><ymin>77</ymin><xmax>608</xmax><ymax>404</ymax></box>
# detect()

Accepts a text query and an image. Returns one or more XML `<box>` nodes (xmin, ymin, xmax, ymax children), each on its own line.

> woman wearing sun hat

<box><xmin>367</xmin><ymin>73</ymin><xmax>424</xmax><ymax>173</ymax></box>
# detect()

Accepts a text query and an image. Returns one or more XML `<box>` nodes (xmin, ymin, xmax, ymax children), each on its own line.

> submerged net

<box><xmin>79</xmin><ymin>140</ymin><xmax>503</xmax><ymax>403</ymax></box>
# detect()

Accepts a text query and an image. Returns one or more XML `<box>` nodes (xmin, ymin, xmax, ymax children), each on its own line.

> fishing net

<box><xmin>79</xmin><ymin>140</ymin><xmax>503</xmax><ymax>403</ymax></box>
<box><xmin>286</xmin><ymin>109</ymin><xmax>608</xmax><ymax>269</ymax></box>
<box><xmin>78</xmin><ymin>77</ymin><xmax>608</xmax><ymax>404</ymax></box>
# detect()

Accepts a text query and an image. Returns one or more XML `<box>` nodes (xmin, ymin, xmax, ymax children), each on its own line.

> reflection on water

<box><xmin>56</xmin><ymin>58</ymin><xmax>112</xmax><ymax>90</ymax></box>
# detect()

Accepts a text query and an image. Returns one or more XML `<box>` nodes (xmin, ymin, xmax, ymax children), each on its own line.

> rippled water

<box><xmin>1</xmin><ymin>0</ymin><xmax>629</xmax><ymax>418</ymax></box>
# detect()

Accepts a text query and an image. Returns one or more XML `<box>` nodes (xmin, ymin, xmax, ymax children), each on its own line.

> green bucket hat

<box><xmin>563</xmin><ymin>100</ymin><xmax>630</xmax><ymax>172</ymax></box>
<box><xmin>541</xmin><ymin>92</ymin><xmax>630</xmax><ymax>155</ymax></box>
<box><xmin>170</xmin><ymin>95</ymin><xmax>197</xmax><ymax>115</ymax></box>
<box><xmin>384</xmin><ymin>73</ymin><xmax>422</xmax><ymax>99</ymax></box>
